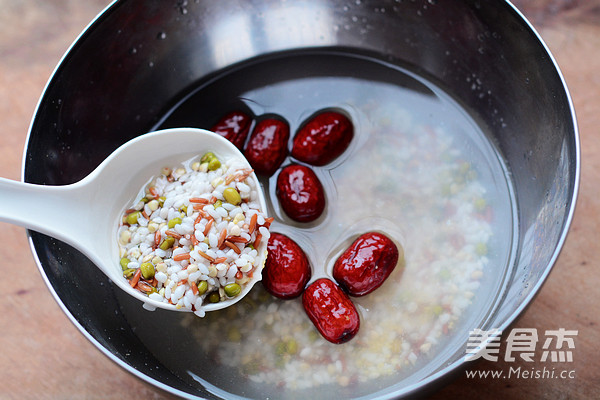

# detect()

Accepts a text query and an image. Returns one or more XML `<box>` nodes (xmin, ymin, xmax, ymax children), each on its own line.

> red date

<box><xmin>244</xmin><ymin>117</ymin><xmax>289</xmax><ymax>176</ymax></box>
<box><xmin>276</xmin><ymin>165</ymin><xmax>325</xmax><ymax>223</ymax></box>
<box><xmin>291</xmin><ymin>110</ymin><xmax>353</xmax><ymax>166</ymax></box>
<box><xmin>302</xmin><ymin>278</ymin><xmax>360</xmax><ymax>344</ymax></box>
<box><xmin>211</xmin><ymin>110</ymin><xmax>252</xmax><ymax>150</ymax></box>
<box><xmin>262</xmin><ymin>233</ymin><xmax>311</xmax><ymax>299</ymax></box>
<box><xmin>332</xmin><ymin>232</ymin><xmax>399</xmax><ymax>296</ymax></box>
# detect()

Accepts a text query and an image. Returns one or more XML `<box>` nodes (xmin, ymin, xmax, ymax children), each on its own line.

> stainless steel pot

<box><xmin>24</xmin><ymin>0</ymin><xmax>579</xmax><ymax>398</ymax></box>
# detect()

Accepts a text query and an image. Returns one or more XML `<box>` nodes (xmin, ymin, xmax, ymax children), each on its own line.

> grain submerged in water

<box><xmin>182</xmin><ymin>111</ymin><xmax>496</xmax><ymax>390</ymax></box>
<box><xmin>117</xmin><ymin>152</ymin><xmax>270</xmax><ymax>317</ymax></box>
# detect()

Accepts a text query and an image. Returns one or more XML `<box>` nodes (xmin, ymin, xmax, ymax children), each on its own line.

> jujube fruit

<box><xmin>291</xmin><ymin>110</ymin><xmax>353</xmax><ymax>166</ymax></box>
<box><xmin>244</xmin><ymin>116</ymin><xmax>290</xmax><ymax>176</ymax></box>
<box><xmin>302</xmin><ymin>278</ymin><xmax>360</xmax><ymax>344</ymax></box>
<box><xmin>332</xmin><ymin>232</ymin><xmax>400</xmax><ymax>296</ymax></box>
<box><xmin>262</xmin><ymin>233</ymin><xmax>311</xmax><ymax>299</ymax></box>
<box><xmin>276</xmin><ymin>164</ymin><xmax>325</xmax><ymax>223</ymax></box>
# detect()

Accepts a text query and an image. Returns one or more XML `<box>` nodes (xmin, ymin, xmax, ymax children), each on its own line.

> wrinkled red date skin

<box><xmin>291</xmin><ymin>110</ymin><xmax>354</xmax><ymax>166</ymax></box>
<box><xmin>276</xmin><ymin>165</ymin><xmax>325</xmax><ymax>223</ymax></box>
<box><xmin>244</xmin><ymin>117</ymin><xmax>290</xmax><ymax>176</ymax></box>
<box><xmin>211</xmin><ymin>111</ymin><xmax>252</xmax><ymax>150</ymax></box>
<box><xmin>333</xmin><ymin>232</ymin><xmax>399</xmax><ymax>296</ymax></box>
<box><xmin>302</xmin><ymin>278</ymin><xmax>360</xmax><ymax>344</ymax></box>
<box><xmin>262</xmin><ymin>233</ymin><xmax>311</xmax><ymax>299</ymax></box>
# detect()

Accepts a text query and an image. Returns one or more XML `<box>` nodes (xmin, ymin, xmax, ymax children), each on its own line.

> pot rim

<box><xmin>21</xmin><ymin>0</ymin><xmax>581</xmax><ymax>398</ymax></box>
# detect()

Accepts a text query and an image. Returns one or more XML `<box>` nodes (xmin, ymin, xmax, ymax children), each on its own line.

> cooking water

<box><xmin>116</xmin><ymin>51</ymin><xmax>516</xmax><ymax>399</ymax></box>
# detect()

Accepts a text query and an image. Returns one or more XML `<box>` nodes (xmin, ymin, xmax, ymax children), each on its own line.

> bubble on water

<box><xmin>177</xmin><ymin>0</ymin><xmax>188</xmax><ymax>15</ymax></box>
<box><xmin>157</xmin><ymin>32</ymin><xmax>167</xmax><ymax>40</ymax></box>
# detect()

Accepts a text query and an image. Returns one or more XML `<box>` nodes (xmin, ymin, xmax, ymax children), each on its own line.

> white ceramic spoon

<box><xmin>0</xmin><ymin>128</ymin><xmax>268</xmax><ymax>313</ymax></box>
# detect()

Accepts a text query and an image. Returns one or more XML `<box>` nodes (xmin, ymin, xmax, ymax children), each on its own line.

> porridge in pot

<box><xmin>116</xmin><ymin>51</ymin><xmax>515</xmax><ymax>398</ymax></box>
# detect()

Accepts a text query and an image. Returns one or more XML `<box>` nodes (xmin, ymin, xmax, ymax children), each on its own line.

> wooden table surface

<box><xmin>0</xmin><ymin>1</ymin><xmax>598</xmax><ymax>399</ymax></box>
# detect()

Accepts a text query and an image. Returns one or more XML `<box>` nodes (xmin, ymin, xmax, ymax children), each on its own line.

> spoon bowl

<box><xmin>0</xmin><ymin>128</ymin><xmax>269</xmax><ymax>312</ymax></box>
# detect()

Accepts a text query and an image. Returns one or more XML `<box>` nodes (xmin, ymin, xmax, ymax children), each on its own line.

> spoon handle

<box><xmin>0</xmin><ymin>177</ymin><xmax>94</xmax><ymax>252</ymax></box>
